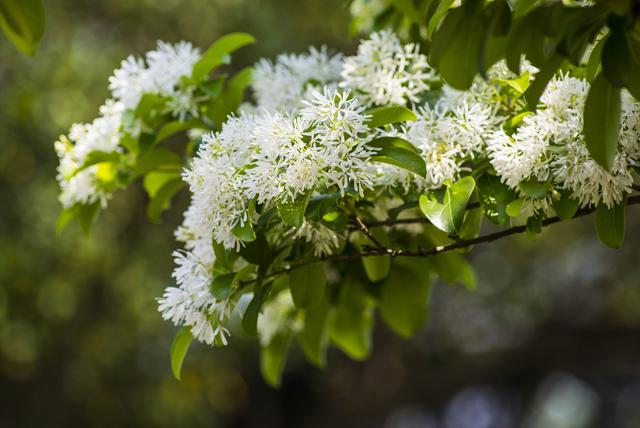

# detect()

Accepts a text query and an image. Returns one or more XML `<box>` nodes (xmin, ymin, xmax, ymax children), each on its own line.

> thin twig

<box><xmin>352</xmin><ymin>215</ymin><xmax>384</xmax><ymax>248</ymax></box>
<box><xmin>238</xmin><ymin>195</ymin><xmax>640</xmax><ymax>287</ymax></box>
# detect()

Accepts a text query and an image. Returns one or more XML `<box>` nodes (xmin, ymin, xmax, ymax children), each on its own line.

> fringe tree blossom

<box><xmin>54</xmin><ymin>31</ymin><xmax>640</xmax><ymax>350</ymax></box>
<box><xmin>488</xmin><ymin>75</ymin><xmax>639</xmax><ymax>208</ymax></box>
<box><xmin>341</xmin><ymin>30</ymin><xmax>435</xmax><ymax>106</ymax></box>
<box><xmin>54</xmin><ymin>100</ymin><xmax>124</xmax><ymax>208</ymax></box>
<box><xmin>109</xmin><ymin>41</ymin><xmax>201</xmax><ymax>114</ymax></box>
<box><xmin>251</xmin><ymin>46</ymin><xmax>343</xmax><ymax>112</ymax></box>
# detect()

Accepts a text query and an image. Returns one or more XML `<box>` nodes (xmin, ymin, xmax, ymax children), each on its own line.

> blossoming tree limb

<box><xmin>54</xmin><ymin>2</ymin><xmax>640</xmax><ymax>387</ymax></box>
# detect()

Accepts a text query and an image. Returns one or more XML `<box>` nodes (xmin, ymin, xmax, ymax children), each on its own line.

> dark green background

<box><xmin>2</xmin><ymin>1</ymin><xmax>640</xmax><ymax>427</ymax></box>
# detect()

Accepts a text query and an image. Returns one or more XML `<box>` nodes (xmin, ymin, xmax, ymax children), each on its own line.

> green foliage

<box><xmin>328</xmin><ymin>281</ymin><xmax>374</xmax><ymax>360</ymax></box>
<box><xmin>277</xmin><ymin>190</ymin><xmax>313</xmax><ymax>228</ymax></box>
<box><xmin>191</xmin><ymin>32</ymin><xmax>256</xmax><ymax>83</ymax></box>
<box><xmin>584</xmin><ymin>73</ymin><xmax>621</xmax><ymax>170</ymax></box>
<box><xmin>243</xmin><ymin>283</ymin><xmax>271</xmax><ymax>337</ymax></box>
<box><xmin>379</xmin><ymin>259</ymin><xmax>433</xmax><ymax>338</ymax></box>
<box><xmin>361</xmin><ymin>0</ymin><xmax>640</xmax><ymax>172</ymax></box>
<box><xmin>170</xmin><ymin>327</ymin><xmax>193</xmax><ymax>381</ymax></box>
<box><xmin>368</xmin><ymin>136</ymin><xmax>427</xmax><ymax>177</ymax></box>
<box><xmin>477</xmin><ymin>174</ymin><xmax>516</xmax><ymax>225</ymax></box>
<box><xmin>595</xmin><ymin>198</ymin><xmax>626</xmax><ymax>248</ymax></box>
<box><xmin>553</xmin><ymin>192</ymin><xmax>580</xmax><ymax>220</ymax></box>
<box><xmin>297</xmin><ymin>296</ymin><xmax>331</xmax><ymax>367</ymax></box>
<box><xmin>365</xmin><ymin>105</ymin><xmax>417</xmax><ymax>128</ymax></box>
<box><xmin>289</xmin><ymin>262</ymin><xmax>326</xmax><ymax>309</ymax></box>
<box><xmin>260</xmin><ymin>332</ymin><xmax>291</xmax><ymax>388</ymax></box>
<box><xmin>210</xmin><ymin>273</ymin><xmax>237</xmax><ymax>300</ymax></box>
<box><xmin>0</xmin><ymin>0</ymin><xmax>45</xmax><ymax>55</ymax></box>
<box><xmin>419</xmin><ymin>176</ymin><xmax>476</xmax><ymax>234</ymax></box>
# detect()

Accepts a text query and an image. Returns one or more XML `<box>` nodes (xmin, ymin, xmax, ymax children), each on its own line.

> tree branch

<box><xmin>239</xmin><ymin>195</ymin><xmax>640</xmax><ymax>287</ymax></box>
<box><xmin>351</xmin><ymin>215</ymin><xmax>384</xmax><ymax>248</ymax></box>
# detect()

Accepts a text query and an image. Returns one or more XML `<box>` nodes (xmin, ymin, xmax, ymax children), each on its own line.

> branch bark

<box><xmin>239</xmin><ymin>195</ymin><xmax>640</xmax><ymax>287</ymax></box>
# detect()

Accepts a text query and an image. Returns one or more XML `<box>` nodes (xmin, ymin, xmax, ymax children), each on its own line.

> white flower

<box><xmin>488</xmin><ymin>74</ymin><xmax>639</xmax><ymax>209</ymax></box>
<box><xmin>55</xmin><ymin>100</ymin><xmax>124</xmax><ymax>208</ymax></box>
<box><xmin>252</xmin><ymin>46</ymin><xmax>343</xmax><ymax>112</ymax></box>
<box><xmin>341</xmin><ymin>30</ymin><xmax>435</xmax><ymax>106</ymax></box>
<box><xmin>108</xmin><ymin>41</ymin><xmax>201</xmax><ymax>116</ymax></box>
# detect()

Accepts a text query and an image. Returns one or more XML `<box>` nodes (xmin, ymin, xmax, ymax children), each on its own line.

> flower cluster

<box><xmin>53</xmin><ymin>31</ymin><xmax>640</xmax><ymax>352</ymax></box>
<box><xmin>341</xmin><ymin>30</ymin><xmax>435</xmax><ymax>106</ymax></box>
<box><xmin>109</xmin><ymin>41</ymin><xmax>201</xmax><ymax>116</ymax></box>
<box><xmin>55</xmin><ymin>41</ymin><xmax>201</xmax><ymax>209</ymax></box>
<box><xmin>251</xmin><ymin>46</ymin><xmax>343</xmax><ymax>112</ymax></box>
<box><xmin>488</xmin><ymin>75</ymin><xmax>639</xmax><ymax>209</ymax></box>
<box><xmin>54</xmin><ymin>100</ymin><xmax>125</xmax><ymax>208</ymax></box>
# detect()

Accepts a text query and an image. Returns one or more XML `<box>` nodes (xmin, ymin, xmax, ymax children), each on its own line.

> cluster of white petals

<box><xmin>55</xmin><ymin>41</ymin><xmax>201</xmax><ymax>209</ymax></box>
<box><xmin>340</xmin><ymin>30</ymin><xmax>436</xmax><ymax>106</ymax></box>
<box><xmin>159</xmin><ymin>88</ymin><xmax>378</xmax><ymax>343</ymax></box>
<box><xmin>54</xmin><ymin>100</ymin><xmax>125</xmax><ymax>208</ymax></box>
<box><xmin>251</xmin><ymin>47</ymin><xmax>343</xmax><ymax>112</ymax></box>
<box><xmin>52</xmin><ymin>31</ymin><xmax>640</xmax><ymax>347</ymax></box>
<box><xmin>488</xmin><ymin>75</ymin><xmax>639</xmax><ymax>208</ymax></box>
<box><xmin>108</xmin><ymin>41</ymin><xmax>201</xmax><ymax>116</ymax></box>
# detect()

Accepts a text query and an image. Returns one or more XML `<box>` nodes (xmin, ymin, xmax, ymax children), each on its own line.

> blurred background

<box><xmin>2</xmin><ymin>0</ymin><xmax>640</xmax><ymax>427</ymax></box>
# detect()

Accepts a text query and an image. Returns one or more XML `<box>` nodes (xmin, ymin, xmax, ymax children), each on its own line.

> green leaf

<box><xmin>362</xmin><ymin>254</ymin><xmax>391</xmax><ymax>283</ymax></box>
<box><xmin>584</xmin><ymin>73</ymin><xmax>621</xmax><ymax>170</ymax></box>
<box><xmin>595</xmin><ymin>199</ymin><xmax>625</xmax><ymax>248</ymax></box>
<box><xmin>56</xmin><ymin>207</ymin><xmax>77</xmax><ymax>235</ymax></box>
<box><xmin>601</xmin><ymin>17</ymin><xmax>630</xmax><ymax>87</ymax></box>
<box><xmin>427</xmin><ymin>0</ymin><xmax>455</xmax><ymax>39</ymax></box>
<box><xmin>433</xmin><ymin>252</ymin><xmax>475</xmax><ymax>289</ymax></box>
<box><xmin>477</xmin><ymin>174</ymin><xmax>516</xmax><ymax>225</ymax></box>
<box><xmin>506</xmin><ymin>198</ymin><xmax>526</xmax><ymax>217</ymax></box>
<box><xmin>143</xmin><ymin>171</ymin><xmax>181</xmax><ymax>198</ymax></box>
<box><xmin>210</xmin><ymin>273</ymin><xmax>236</xmax><ymax>300</ymax></box>
<box><xmin>419</xmin><ymin>176</ymin><xmax>476</xmax><ymax>234</ymax></box>
<box><xmin>518</xmin><ymin>178</ymin><xmax>550</xmax><ymax>199</ymax></box>
<box><xmin>459</xmin><ymin>206</ymin><xmax>483</xmax><ymax>239</ymax></box>
<box><xmin>192</xmin><ymin>33</ymin><xmax>255</xmax><ymax>83</ymax></box>
<box><xmin>232</xmin><ymin>219</ymin><xmax>256</xmax><ymax>242</ymax></box>
<box><xmin>524</xmin><ymin>54</ymin><xmax>564</xmax><ymax>109</ymax></box>
<box><xmin>135</xmin><ymin>93</ymin><xmax>166</xmax><ymax>120</ymax></box>
<box><xmin>0</xmin><ymin>0</ymin><xmax>45</xmax><ymax>56</ymax></box>
<box><xmin>68</xmin><ymin>151</ymin><xmax>120</xmax><ymax>178</ymax></box>
<box><xmin>368</xmin><ymin>136</ymin><xmax>426</xmax><ymax>177</ymax></box>
<box><xmin>356</xmin><ymin>228</ymin><xmax>391</xmax><ymax>282</ymax></box>
<box><xmin>146</xmin><ymin>178</ymin><xmax>183</xmax><ymax>223</ymax></box>
<box><xmin>238</xmin><ymin>232</ymin><xmax>272</xmax><ymax>267</ymax></box>
<box><xmin>260</xmin><ymin>332</ymin><xmax>291</xmax><ymax>388</ymax></box>
<box><xmin>77</xmin><ymin>202</ymin><xmax>100</xmax><ymax>236</ymax></box>
<box><xmin>206</xmin><ymin>67</ymin><xmax>253</xmax><ymax>126</ymax></box>
<box><xmin>379</xmin><ymin>259</ymin><xmax>433</xmax><ymax>338</ymax></box>
<box><xmin>243</xmin><ymin>283</ymin><xmax>271</xmax><ymax>336</ymax></box>
<box><xmin>329</xmin><ymin>281</ymin><xmax>374</xmax><ymax>360</ymax></box>
<box><xmin>365</xmin><ymin>105</ymin><xmax>417</xmax><ymax>128</ymax></box>
<box><xmin>586</xmin><ymin>35</ymin><xmax>606</xmax><ymax>82</ymax></box>
<box><xmin>289</xmin><ymin>262</ymin><xmax>326</xmax><ymax>309</ymax></box>
<box><xmin>133</xmin><ymin>147</ymin><xmax>182</xmax><ymax>176</ymax></box>
<box><xmin>553</xmin><ymin>191</ymin><xmax>580</xmax><ymax>220</ymax></box>
<box><xmin>154</xmin><ymin>120</ymin><xmax>201</xmax><ymax>145</ymax></box>
<box><xmin>297</xmin><ymin>295</ymin><xmax>331</xmax><ymax>367</ymax></box>
<box><xmin>170</xmin><ymin>327</ymin><xmax>193</xmax><ymax>381</ymax></box>
<box><xmin>232</xmin><ymin>200</ymin><xmax>257</xmax><ymax>242</ymax></box>
<box><xmin>431</xmin><ymin>3</ymin><xmax>485</xmax><ymax>89</ymax></box>
<box><xmin>277</xmin><ymin>190</ymin><xmax>312</xmax><ymax>228</ymax></box>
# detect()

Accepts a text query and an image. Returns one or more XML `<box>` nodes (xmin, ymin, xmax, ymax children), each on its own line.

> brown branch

<box><xmin>239</xmin><ymin>195</ymin><xmax>640</xmax><ymax>287</ymax></box>
<box><xmin>352</xmin><ymin>215</ymin><xmax>384</xmax><ymax>248</ymax></box>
